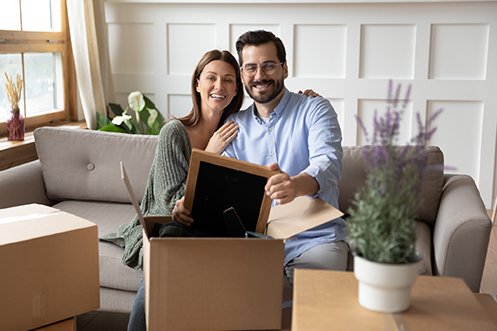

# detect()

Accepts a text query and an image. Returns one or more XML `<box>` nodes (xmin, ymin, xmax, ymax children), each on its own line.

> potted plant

<box><xmin>347</xmin><ymin>80</ymin><xmax>442</xmax><ymax>313</ymax></box>
<box><xmin>97</xmin><ymin>91</ymin><xmax>165</xmax><ymax>135</ymax></box>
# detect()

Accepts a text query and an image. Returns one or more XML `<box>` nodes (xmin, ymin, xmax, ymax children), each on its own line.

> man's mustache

<box><xmin>252</xmin><ymin>79</ymin><xmax>273</xmax><ymax>86</ymax></box>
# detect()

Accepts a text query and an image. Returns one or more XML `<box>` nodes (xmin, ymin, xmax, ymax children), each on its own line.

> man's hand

<box><xmin>265</xmin><ymin>163</ymin><xmax>320</xmax><ymax>205</ymax></box>
<box><xmin>205</xmin><ymin>121</ymin><xmax>238</xmax><ymax>154</ymax></box>
<box><xmin>265</xmin><ymin>163</ymin><xmax>297</xmax><ymax>205</ymax></box>
<box><xmin>172</xmin><ymin>197</ymin><xmax>194</xmax><ymax>226</ymax></box>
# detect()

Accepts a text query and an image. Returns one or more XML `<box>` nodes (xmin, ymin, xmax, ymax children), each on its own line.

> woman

<box><xmin>102</xmin><ymin>49</ymin><xmax>243</xmax><ymax>331</ymax></box>
<box><xmin>139</xmin><ymin>49</ymin><xmax>245</xmax><ymax>240</ymax></box>
<box><xmin>103</xmin><ymin>49</ymin><xmax>243</xmax><ymax>266</ymax></box>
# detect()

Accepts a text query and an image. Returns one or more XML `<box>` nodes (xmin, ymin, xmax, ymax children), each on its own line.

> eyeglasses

<box><xmin>240</xmin><ymin>61</ymin><xmax>284</xmax><ymax>77</ymax></box>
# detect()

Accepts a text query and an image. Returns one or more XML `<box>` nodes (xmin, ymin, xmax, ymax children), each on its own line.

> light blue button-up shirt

<box><xmin>223</xmin><ymin>88</ymin><xmax>347</xmax><ymax>264</ymax></box>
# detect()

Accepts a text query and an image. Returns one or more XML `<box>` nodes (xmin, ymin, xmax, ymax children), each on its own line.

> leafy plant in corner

<box><xmin>97</xmin><ymin>91</ymin><xmax>165</xmax><ymax>135</ymax></box>
<box><xmin>347</xmin><ymin>80</ymin><xmax>442</xmax><ymax>264</ymax></box>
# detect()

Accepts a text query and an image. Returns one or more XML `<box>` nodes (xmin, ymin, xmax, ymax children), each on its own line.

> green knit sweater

<box><xmin>101</xmin><ymin>119</ymin><xmax>191</xmax><ymax>269</ymax></box>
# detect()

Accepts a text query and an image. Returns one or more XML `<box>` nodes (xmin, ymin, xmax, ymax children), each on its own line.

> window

<box><xmin>0</xmin><ymin>0</ymin><xmax>75</xmax><ymax>136</ymax></box>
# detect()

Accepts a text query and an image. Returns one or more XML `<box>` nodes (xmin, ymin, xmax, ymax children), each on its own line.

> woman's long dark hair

<box><xmin>177</xmin><ymin>50</ymin><xmax>244</xmax><ymax>128</ymax></box>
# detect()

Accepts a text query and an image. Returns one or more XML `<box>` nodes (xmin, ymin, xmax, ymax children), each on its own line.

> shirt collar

<box><xmin>250</xmin><ymin>88</ymin><xmax>290</xmax><ymax>124</ymax></box>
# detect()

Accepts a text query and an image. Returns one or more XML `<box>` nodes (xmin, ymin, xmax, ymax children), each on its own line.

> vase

<box><xmin>353</xmin><ymin>255</ymin><xmax>420</xmax><ymax>313</ymax></box>
<box><xmin>6</xmin><ymin>108</ymin><xmax>25</xmax><ymax>141</ymax></box>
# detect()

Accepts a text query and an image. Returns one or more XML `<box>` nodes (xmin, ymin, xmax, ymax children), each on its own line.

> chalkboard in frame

<box><xmin>184</xmin><ymin>149</ymin><xmax>278</xmax><ymax>236</ymax></box>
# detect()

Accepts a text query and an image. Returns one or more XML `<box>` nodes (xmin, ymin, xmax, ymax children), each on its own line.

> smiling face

<box><xmin>196</xmin><ymin>60</ymin><xmax>238</xmax><ymax>116</ymax></box>
<box><xmin>240</xmin><ymin>42</ymin><xmax>288</xmax><ymax>106</ymax></box>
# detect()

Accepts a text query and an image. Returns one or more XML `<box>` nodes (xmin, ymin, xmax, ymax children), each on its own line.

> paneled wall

<box><xmin>101</xmin><ymin>0</ymin><xmax>497</xmax><ymax>208</ymax></box>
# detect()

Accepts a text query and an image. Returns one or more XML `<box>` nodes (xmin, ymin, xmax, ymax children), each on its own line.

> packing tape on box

<box><xmin>0</xmin><ymin>212</ymin><xmax>61</xmax><ymax>225</ymax></box>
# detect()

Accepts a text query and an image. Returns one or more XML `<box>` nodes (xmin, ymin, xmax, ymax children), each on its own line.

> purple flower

<box><xmin>347</xmin><ymin>80</ymin><xmax>444</xmax><ymax>264</ymax></box>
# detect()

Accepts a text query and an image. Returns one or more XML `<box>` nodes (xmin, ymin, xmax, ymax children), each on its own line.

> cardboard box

<box><xmin>143</xmin><ymin>217</ymin><xmax>285</xmax><ymax>330</ymax></box>
<box><xmin>0</xmin><ymin>204</ymin><xmax>99</xmax><ymax>331</ymax></box>
<box><xmin>121</xmin><ymin>156</ymin><xmax>343</xmax><ymax>330</ymax></box>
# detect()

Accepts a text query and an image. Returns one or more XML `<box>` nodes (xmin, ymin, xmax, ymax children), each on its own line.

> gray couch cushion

<box><xmin>339</xmin><ymin>145</ymin><xmax>444</xmax><ymax>224</ymax></box>
<box><xmin>34</xmin><ymin>127</ymin><xmax>158</xmax><ymax>203</ymax></box>
<box><xmin>100</xmin><ymin>287</ymin><xmax>137</xmax><ymax>313</ymax></box>
<box><xmin>53</xmin><ymin>200</ymin><xmax>142</xmax><ymax>292</ymax></box>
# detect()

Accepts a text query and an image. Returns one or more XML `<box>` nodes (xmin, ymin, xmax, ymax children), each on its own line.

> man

<box><xmin>222</xmin><ymin>30</ymin><xmax>348</xmax><ymax>284</ymax></box>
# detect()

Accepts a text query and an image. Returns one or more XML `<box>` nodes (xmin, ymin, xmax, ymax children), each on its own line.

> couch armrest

<box><xmin>0</xmin><ymin>160</ymin><xmax>53</xmax><ymax>209</ymax></box>
<box><xmin>433</xmin><ymin>174</ymin><xmax>492</xmax><ymax>292</ymax></box>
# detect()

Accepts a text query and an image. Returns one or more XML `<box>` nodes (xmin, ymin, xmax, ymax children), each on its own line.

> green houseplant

<box><xmin>347</xmin><ymin>80</ymin><xmax>442</xmax><ymax>312</ymax></box>
<box><xmin>97</xmin><ymin>91</ymin><xmax>165</xmax><ymax>135</ymax></box>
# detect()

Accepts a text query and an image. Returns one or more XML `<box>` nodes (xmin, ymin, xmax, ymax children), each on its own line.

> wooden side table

<box><xmin>292</xmin><ymin>270</ymin><xmax>497</xmax><ymax>331</ymax></box>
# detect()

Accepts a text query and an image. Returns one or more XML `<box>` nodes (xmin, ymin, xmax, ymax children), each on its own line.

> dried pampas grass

<box><xmin>4</xmin><ymin>73</ymin><xmax>23</xmax><ymax>111</ymax></box>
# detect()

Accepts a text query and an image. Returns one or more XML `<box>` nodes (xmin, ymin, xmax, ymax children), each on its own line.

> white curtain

<box><xmin>66</xmin><ymin>0</ymin><xmax>106</xmax><ymax>130</ymax></box>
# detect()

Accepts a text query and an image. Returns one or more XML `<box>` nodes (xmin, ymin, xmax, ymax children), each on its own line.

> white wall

<box><xmin>98</xmin><ymin>0</ymin><xmax>497</xmax><ymax>208</ymax></box>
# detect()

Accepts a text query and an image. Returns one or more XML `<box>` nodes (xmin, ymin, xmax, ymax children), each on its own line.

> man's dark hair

<box><xmin>235</xmin><ymin>30</ymin><xmax>286</xmax><ymax>66</ymax></box>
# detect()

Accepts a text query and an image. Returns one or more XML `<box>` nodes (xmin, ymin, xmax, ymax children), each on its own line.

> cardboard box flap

<box><xmin>266</xmin><ymin>196</ymin><xmax>344</xmax><ymax>239</ymax></box>
<box><xmin>121</xmin><ymin>161</ymin><xmax>174</xmax><ymax>239</ymax></box>
<box><xmin>144</xmin><ymin>216</ymin><xmax>173</xmax><ymax>238</ymax></box>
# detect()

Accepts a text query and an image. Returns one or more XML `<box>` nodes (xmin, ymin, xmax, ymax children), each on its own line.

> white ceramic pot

<box><xmin>353</xmin><ymin>255</ymin><xmax>420</xmax><ymax>313</ymax></box>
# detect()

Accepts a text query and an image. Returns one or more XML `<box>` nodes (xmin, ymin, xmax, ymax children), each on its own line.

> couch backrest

<box><xmin>34</xmin><ymin>127</ymin><xmax>158</xmax><ymax>203</ymax></box>
<box><xmin>34</xmin><ymin>127</ymin><xmax>445</xmax><ymax>223</ymax></box>
<box><xmin>338</xmin><ymin>146</ymin><xmax>445</xmax><ymax>224</ymax></box>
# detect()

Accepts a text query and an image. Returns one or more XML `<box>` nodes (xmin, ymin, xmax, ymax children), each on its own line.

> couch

<box><xmin>0</xmin><ymin>126</ymin><xmax>491</xmax><ymax>313</ymax></box>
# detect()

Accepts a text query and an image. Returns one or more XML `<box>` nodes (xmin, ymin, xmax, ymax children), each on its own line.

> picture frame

<box><xmin>184</xmin><ymin>149</ymin><xmax>278</xmax><ymax>236</ymax></box>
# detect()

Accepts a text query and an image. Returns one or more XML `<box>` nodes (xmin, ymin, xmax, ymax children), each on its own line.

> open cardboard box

<box><xmin>121</xmin><ymin>150</ymin><xmax>343</xmax><ymax>330</ymax></box>
<box><xmin>0</xmin><ymin>204</ymin><xmax>99</xmax><ymax>331</ymax></box>
<box><xmin>141</xmin><ymin>216</ymin><xmax>285</xmax><ymax>330</ymax></box>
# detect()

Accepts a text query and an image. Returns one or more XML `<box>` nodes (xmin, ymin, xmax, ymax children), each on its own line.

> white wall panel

<box><xmin>102</xmin><ymin>0</ymin><xmax>497</xmax><ymax>207</ymax></box>
<box><xmin>294</xmin><ymin>25</ymin><xmax>347</xmax><ymax>78</ymax></box>
<box><xmin>360</xmin><ymin>24</ymin><xmax>416</xmax><ymax>79</ymax></box>
<box><xmin>429</xmin><ymin>24</ymin><xmax>489</xmax><ymax>80</ymax></box>
<box><xmin>168</xmin><ymin>24</ymin><xmax>217</xmax><ymax>75</ymax></box>
<box><xmin>427</xmin><ymin>100</ymin><xmax>484</xmax><ymax>181</ymax></box>
<box><xmin>108</xmin><ymin>23</ymin><xmax>155</xmax><ymax>73</ymax></box>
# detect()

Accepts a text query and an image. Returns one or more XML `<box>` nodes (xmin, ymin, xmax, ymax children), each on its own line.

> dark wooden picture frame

<box><xmin>184</xmin><ymin>149</ymin><xmax>277</xmax><ymax>235</ymax></box>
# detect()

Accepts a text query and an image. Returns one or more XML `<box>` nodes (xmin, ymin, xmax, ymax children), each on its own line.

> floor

<box><xmin>77</xmin><ymin>214</ymin><xmax>497</xmax><ymax>331</ymax></box>
<box><xmin>77</xmin><ymin>311</ymin><xmax>130</xmax><ymax>331</ymax></box>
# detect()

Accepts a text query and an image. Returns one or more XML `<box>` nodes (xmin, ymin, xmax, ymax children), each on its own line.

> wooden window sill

<box><xmin>0</xmin><ymin>121</ymin><xmax>87</xmax><ymax>171</ymax></box>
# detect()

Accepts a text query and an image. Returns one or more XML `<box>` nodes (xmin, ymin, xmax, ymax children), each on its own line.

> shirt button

<box><xmin>87</xmin><ymin>163</ymin><xmax>95</xmax><ymax>171</ymax></box>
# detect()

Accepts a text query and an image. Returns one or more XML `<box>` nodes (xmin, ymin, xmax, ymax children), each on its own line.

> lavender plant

<box><xmin>347</xmin><ymin>80</ymin><xmax>442</xmax><ymax>264</ymax></box>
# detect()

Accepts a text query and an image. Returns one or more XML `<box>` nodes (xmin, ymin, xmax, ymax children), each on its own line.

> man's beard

<box><xmin>245</xmin><ymin>78</ymin><xmax>284</xmax><ymax>104</ymax></box>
